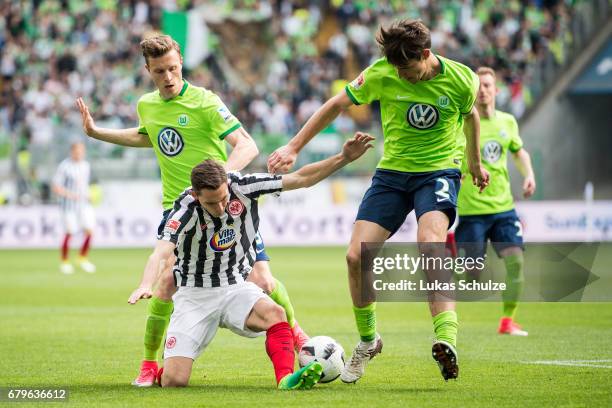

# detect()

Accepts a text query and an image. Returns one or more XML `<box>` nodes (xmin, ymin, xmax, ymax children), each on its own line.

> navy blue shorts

<box><xmin>157</xmin><ymin>209</ymin><xmax>270</xmax><ymax>262</ymax></box>
<box><xmin>455</xmin><ymin>209</ymin><xmax>524</xmax><ymax>257</ymax></box>
<box><xmin>356</xmin><ymin>168</ymin><xmax>461</xmax><ymax>236</ymax></box>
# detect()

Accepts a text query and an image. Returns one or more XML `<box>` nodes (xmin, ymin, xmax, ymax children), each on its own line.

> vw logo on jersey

<box><xmin>407</xmin><ymin>103</ymin><xmax>439</xmax><ymax>130</ymax></box>
<box><xmin>210</xmin><ymin>227</ymin><xmax>237</xmax><ymax>252</ymax></box>
<box><xmin>482</xmin><ymin>141</ymin><xmax>502</xmax><ymax>163</ymax></box>
<box><xmin>158</xmin><ymin>127</ymin><xmax>184</xmax><ymax>157</ymax></box>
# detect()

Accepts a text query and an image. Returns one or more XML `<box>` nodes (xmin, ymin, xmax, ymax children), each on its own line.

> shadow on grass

<box><xmin>64</xmin><ymin>383</ymin><xmax>443</xmax><ymax>394</ymax></box>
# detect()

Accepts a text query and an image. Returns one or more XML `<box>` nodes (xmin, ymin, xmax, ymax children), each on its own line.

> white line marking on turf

<box><xmin>552</xmin><ymin>359</ymin><xmax>612</xmax><ymax>363</ymax></box>
<box><xmin>523</xmin><ymin>360</ymin><xmax>612</xmax><ymax>369</ymax></box>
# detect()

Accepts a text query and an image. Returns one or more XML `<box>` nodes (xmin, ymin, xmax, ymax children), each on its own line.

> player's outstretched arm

<box><xmin>128</xmin><ymin>240</ymin><xmax>176</xmax><ymax>304</ymax></box>
<box><xmin>281</xmin><ymin>132</ymin><xmax>374</xmax><ymax>191</ymax></box>
<box><xmin>267</xmin><ymin>92</ymin><xmax>353</xmax><ymax>173</ymax></box>
<box><xmin>463</xmin><ymin>106</ymin><xmax>490</xmax><ymax>192</ymax></box>
<box><xmin>76</xmin><ymin>97</ymin><xmax>152</xmax><ymax>147</ymax></box>
<box><xmin>512</xmin><ymin>148</ymin><xmax>536</xmax><ymax>198</ymax></box>
<box><xmin>224</xmin><ymin>127</ymin><xmax>259</xmax><ymax>172</ymax></box>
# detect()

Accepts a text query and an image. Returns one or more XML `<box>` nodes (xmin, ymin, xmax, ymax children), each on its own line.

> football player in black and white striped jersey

<box><xmin>127</xmin><ymin>132</ymin><xmax>374</xmax><ymax>389</ymax></box>
<box><xmin>52</xmin><ymin>142</ymin><xmax>96</xmax><ymax>274</ymax></box>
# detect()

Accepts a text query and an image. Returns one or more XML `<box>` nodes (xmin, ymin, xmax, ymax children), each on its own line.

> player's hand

<box><xmin>128</xmin><ymin>287</ymin><xmax>153</xmax><ymax>304</ymax></box>
<box><xmin>76</xmin><ymin>97</ymin><xmax>98</xmax><ymax>137</ymax></box>
<box><xmin>267</xmin><ymin>145</ymin><xmax>298</xmax><ymax>174</ymax></box>
<box><xmin>64</xmin><ymin>191</ymin><xmax>80</xmax><ymax>201</ymax></box>
<box><xmin>523</xmin><ymin>175</ymin><xmax>536</xmax><ymax>198</ymax></box>
<box><xmin>470</xmin><ymin>164</ymin><xmax>490</xmax><ymax>193</ymax></box>
<box><xmin>341</xmin><ymin>132</ymin><xmax>375</xmax><ymax>162</ymax></box>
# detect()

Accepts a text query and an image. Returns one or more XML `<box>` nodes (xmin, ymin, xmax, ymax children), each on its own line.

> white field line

<box><xmin>523</xmin><ymin>359</ymin><xmax>612</xmax><ymax>368</ymax></box>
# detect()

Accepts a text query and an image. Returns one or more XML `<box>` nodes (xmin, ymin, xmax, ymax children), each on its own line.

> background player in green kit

<box><xmin>268</xmin><ymin>19</ymin><xmax>490</xmax><ymax>382</ymax></box>
<box><xmin>75</xmin><ymin>35</ymin><xmax>308</xmax><ymax>386</ymax></box>
<box><xmin>453</xmin><ymin>67</ymin><xmax>536</xmax><ymax>336</ymax></box>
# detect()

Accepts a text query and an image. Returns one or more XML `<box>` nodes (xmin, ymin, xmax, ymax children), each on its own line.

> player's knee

<box><xmin>266</xmin><ymin>303</ymin><xmax>287</xmax><ymax>325</ymax></box>
<box><xmin>161</xmin><ymin>370</ymin><xmax>189</xmax><ymax>387</ymax></box>
<box><xmin>418</xmin><ymin>214</ymin><xmax>449</xmax><ymax>242</ymax></box>
<box><xmin>419</xmin><ymin>229</ymin><xmax>444</xmax><ymax>243</ymax></box>
<box><xmin>420</xmin><ymin>240</ymin><xmax>450</xmax><ymax>260</ymax></box>
<box><xmin>346</xmin><ymin>249</ymin><xmax>361</xmax><ymax>271</ymax></box>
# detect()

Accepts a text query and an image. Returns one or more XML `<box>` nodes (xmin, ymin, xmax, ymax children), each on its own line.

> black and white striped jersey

<box><xmin>160</xmin><ymin>172</ymin><xmax>283</xmax><ymax>288</ymax></box>
<box><xmin>52</xmin><ymin>158</ymin><xmax>91</xmax><ymax>212</ymax></box>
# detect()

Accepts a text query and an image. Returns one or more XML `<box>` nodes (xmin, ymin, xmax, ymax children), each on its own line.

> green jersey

<box><xmin>345</xmin><ymin>56</ymin><xmax>478</xmax><ymax>173</ymax></box>
<box><xmin>137</xmin><ymin>80</ymin><xmax>241</xmax><ymax>209</ymax></box>
<box><xmin>458</xmin><ymin>110</ymin><xmax>523</xmax><ymax>216</ymax></box>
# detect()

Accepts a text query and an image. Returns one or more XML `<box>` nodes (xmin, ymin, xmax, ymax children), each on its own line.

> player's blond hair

<box><xmin>476</xmin><ymin>67</ymin><xmax>496</xmax><ymax>79</ymax></box>
<box><xmin>140</xmin><ymin>35</ymin><xmax>182</xmax><ymax>64</ymax></box>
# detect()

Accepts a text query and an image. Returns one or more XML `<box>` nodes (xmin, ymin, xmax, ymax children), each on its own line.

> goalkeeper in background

<box><xmin>453</xmin><ymin>67</ymin><xmax>536</xmax><ymax>336</ymax></box>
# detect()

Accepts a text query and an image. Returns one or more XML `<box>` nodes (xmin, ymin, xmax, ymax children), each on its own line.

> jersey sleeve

<box><xmin>160</xmin><ymin>192</ymin><xmax>198</xmax><ymax>244</ymax></box>
<box><xmin>204</xmin><ymin>93</ymin><xmax>242</xmax><ymax>140</ymax></box>
<box><xmin>230</xmin><ymin>172</ymin><xmax>283</xmax><ymax>199</ymax></box>
<box><xmin>136</xmin><ymin>99</ymin><xmax>148</xmax><ymax>135</ymax></box>
<box><xmin>508</xmin><ymin>116</ymin><xmax>523</xmax><ymax>153</ymax></box>
<box><xmin>345</xmin><ymin>61</ymin><xmax>383</xmax><ymax>105</ymax></box>
<box><xmin>459</xmin><ymin>71</ymin><xmax>479</xmax><ymax>115</ymax></box>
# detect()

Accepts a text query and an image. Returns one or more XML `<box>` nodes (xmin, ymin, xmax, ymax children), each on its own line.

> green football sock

<box><xmin>353</xmin><ymin>303</ymin><xmax>377</xmax><ymax>342</ymax></box>
<box><xmin>143</xmin><ymin>296</ymin><xmax>174</xmax><ymax>361</ymax></box>
<box><xmin>269</xmin><ymin>279</ymin><xmax>296</xmax><ymax>327</ymax></box>
<box><xmin>433</xmin><ymin>310</ymin><xmax>458</xmax><ymax>347</ymax></box>
<box><xmin>502</xmin><ymin>253</ymin><xmax>524</xmax><ymax>319</ymax></box>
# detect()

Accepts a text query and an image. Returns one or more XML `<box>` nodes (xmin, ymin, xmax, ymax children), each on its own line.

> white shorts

<box><xmin>164</xmin><ymin>282</ymin><xmax>268</xmax><ymax>360</ymax></box>
<box><xmin>61</xmin><ymin>206</ymin><xmax>95</xmax><ymax>234</ymax></box>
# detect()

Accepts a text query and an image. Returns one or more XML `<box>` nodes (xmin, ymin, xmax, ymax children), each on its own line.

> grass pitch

<box><xmin>1</xmin><ymin>247</ymin><xmax>611</xmax><ymax>407</ymax></box>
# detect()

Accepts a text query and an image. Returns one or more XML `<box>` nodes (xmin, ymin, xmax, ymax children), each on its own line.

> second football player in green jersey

<box><xmin>268</xmin><ymin>19</ymin><xmax>490</xmax><ymax>383</ymax></box>
<box><xmin>136</xmin><ymin>80</ymin><xmax>240</xmax><ymax>209</ymax></box>
<box><xmin>345</xmin><ymin>55</ymin><xmax>478</xmax><ymax>173</ymax></box>
<box><xmin>458</xmin><ymin>109</ymin><xmax>524</xmax><ymax>215</ymax></box>
<box><xmin>454</xmin><ymin>67</ymin><xmax>536</xmax><ymax>338</ymax></box>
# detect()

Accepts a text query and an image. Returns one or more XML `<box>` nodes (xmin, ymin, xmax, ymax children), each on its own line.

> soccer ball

<box><xmin>298</xmin><ymin>336</ymin><xmax>345</xmax><ymax>383</ymax></box>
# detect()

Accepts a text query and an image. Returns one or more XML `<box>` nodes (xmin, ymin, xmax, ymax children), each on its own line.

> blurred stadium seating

<box><xmin>0</xmin><ymin>0</ymin><xmax>610</xmax><ymax>205</ymax></box>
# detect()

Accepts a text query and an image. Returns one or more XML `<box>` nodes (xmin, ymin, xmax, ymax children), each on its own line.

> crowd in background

<box><xmin>0</xmin><ymin>0</ymin><xmax>587</xmax><ymax>197</ymax></box>
<box><xmin>221</xmin><ymin>0</ymin><xmax>579</xmax><ymax>136</ymax></box>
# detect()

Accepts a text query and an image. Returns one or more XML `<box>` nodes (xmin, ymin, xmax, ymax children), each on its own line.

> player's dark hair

<box><xmin>140</xmin><ymin>35</ymin><xmax>182</xmax><ymax>64</ymax></box>
<box><xmin>376</xmin><ymin>19</ymin><xmax>431</xmax><ymax>67</ymax></box>
<box><xmin>191</xmin><ymin>160</ymin><xmax>227</xmax><ymax>192</ymax></box>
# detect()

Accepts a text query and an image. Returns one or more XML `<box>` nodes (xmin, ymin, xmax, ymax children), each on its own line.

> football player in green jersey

<box><xmin>76</xmin><ymin>35</ymin><xmax>309</xmax><ymax>387</ymax></box>
<box><xmin>268</xmin><ymin>19</ymin><xmax>490</xmax><ymax>382</ymax></box>
<box><xmin>453</xmin><ymin>67</ymin><xmax>536</xmax><ymax>336</ymax></box>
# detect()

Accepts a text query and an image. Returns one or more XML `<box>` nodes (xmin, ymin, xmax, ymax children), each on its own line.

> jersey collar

<box><xmin>434</xmin><ymin>54</ymin><xmax>445</xmax><ymax>76</ymax></box>
<box><xmin>178</xmin><ymin>79</ymin><xmax>188</xmax><ymax>96</ymax></box>
<box><xmin>161</xmin><ymin>80</ymin><xmax>189</xmax><ymax>102</ymax></box>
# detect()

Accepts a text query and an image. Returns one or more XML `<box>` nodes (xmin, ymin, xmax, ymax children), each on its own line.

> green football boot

<box><xmin>278</xmin><ymin>361</ymin><xmax>323</xmax><ymax>390</ymax></box>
